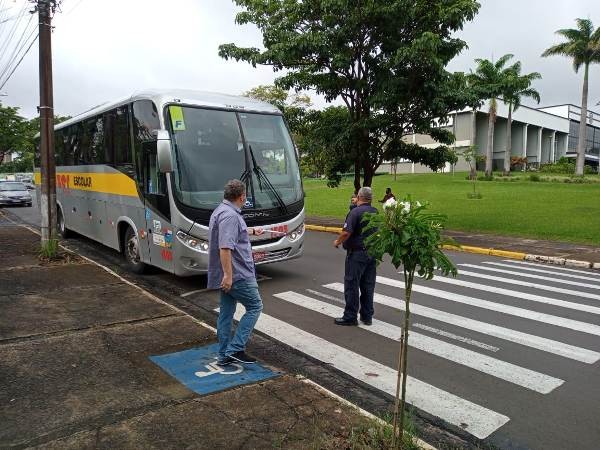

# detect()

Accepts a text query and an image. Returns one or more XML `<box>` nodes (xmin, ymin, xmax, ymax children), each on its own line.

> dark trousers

<box><xmin>343</xmin><ymin>249</ymin><xmax>376</xmax><ymax>321</ymax></box>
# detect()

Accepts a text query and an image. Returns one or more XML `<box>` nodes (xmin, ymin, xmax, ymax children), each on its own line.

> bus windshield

<box><xmin>170</xmin><ymin>106</ymin><xmax>302</xmax><ymax>211</ymax></box>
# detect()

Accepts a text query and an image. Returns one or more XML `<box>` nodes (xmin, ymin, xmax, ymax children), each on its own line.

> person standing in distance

<box><xmin>208</xmin><ymin>179</ymin><xmax>264</xmax><ymax>366</ymax></box>
<box><xmin>333</xmin><ymin>186</ymin><xmax>378</xmax><ymax>326</ymax></box>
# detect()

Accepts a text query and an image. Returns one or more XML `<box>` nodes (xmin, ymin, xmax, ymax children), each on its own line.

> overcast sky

<box><xmin>2</xmin><ymin>0</ymin><xmax>599</xmax><ymax>119</ymax></box>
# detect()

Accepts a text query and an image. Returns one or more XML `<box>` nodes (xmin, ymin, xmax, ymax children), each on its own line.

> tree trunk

<box><xmin>362</xmin><ymin>164</ymin><xmax>374</xmax><ymax>187</ymax></box>
<box><xmin>576</xmin><ymin>64</ymin><xmax>589</xmax><ymax>177</ymax></box>
<box><xmin>397</xmin><ymin>270</ymin><xmax>413</xmax><ymax>447</ymax></box>
<box><xmin>504</xmin><ymin>104</ymin><xmax>512</xmax><ymax>176</ymax></box>
<box><xmin>485</xmin><ymin>100</ymin><xmax>495</xmax><ymax>177</ymax></box>
<box><xmin>391</xmin><ymin>333</ymin><xmax>405</xmax><ymax>448</ymax></box>
<box><xmin>353</xmin><ymin>160</ymin><xmax>361</xmax><ymax>193</ymax></box>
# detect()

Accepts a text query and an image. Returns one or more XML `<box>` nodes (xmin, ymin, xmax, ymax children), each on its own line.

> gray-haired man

<box><xmin>208</xmin><ymin>179</ymin><xmax>264</xmax><ymax>365</ymax></box>
<box><xmin>333</xmin><ymin>187</ymin><xmax>378</xmax><ymax>326</ymax></box>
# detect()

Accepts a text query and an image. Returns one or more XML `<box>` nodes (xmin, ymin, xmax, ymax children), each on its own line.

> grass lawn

<box><xmin>303</xmin><ymin>172</ymin><xmax>600</xmax><ymax>246</ymax></box>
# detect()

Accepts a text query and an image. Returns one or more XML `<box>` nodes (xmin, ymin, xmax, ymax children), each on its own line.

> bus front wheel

<box><xmin>123</xmin><ymin>226</ymin><xmax>146</xmax><ymax>274</ymax></box>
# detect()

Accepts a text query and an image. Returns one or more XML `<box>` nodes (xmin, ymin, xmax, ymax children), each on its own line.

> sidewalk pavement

<box><xmin>0</xmin><ymin>216</ymin><xmax>398</xmax><ymax>449</ymax></box>
<box><xmin>306</xmin><ymin>215</ymin><xmax>600</xmax><ymax>264</ymax></box>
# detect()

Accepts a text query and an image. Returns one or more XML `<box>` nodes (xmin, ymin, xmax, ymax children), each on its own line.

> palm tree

<box><xmin>542</xmin><ymin>19</ymin><xmax>600</xmax><ymax>176</ymax></box>
<box><xmin>468</xmin><ymin>55</ymin><xmax>519</xmax><ymax>177</ymax></box>
<box><xmin>502</xmin><ymin>66</ymin><xmax>541</xmax><ymax>175</ymax></box>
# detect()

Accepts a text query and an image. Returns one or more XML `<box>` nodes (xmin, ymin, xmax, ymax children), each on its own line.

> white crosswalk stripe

<box><xmin>224</xmin><ymin>307</ymin><xmax>510</xmax><ymax>439</ymax></box>
<box><xmin>273</xmin><ymin>291</ymin><xmax>564</xmax><ymax>394</ymax></box>
<box><xmin>459</xmin><ymin>264</ymin><xmax>600</xmax><ymax>290</ymax></box>
<box><xmin>376</xmin><ymin>276</ymin><xmax>600</xmax><ymax>336</ymax></box>
<box><xmin>323</xmin><ymin>282</ymin><xmax>600</xmax><ymax>363</ymax></box>
<box><xmin>502</xmin><ymin>259</ymin><xmax>600</xmax><ymax>277</ymax></box>
<box><xmin>429</xmin><ymin>276</ymin><xmax>600</xmax><ymax>315</ymax></box>
<box><xmin>455</xmin><ymin>269</ymin><xmax>600</xmax><ymax>301</ymax></box>
<box><xmin>483</xmin><ymin>261</ymin><xmax>600</xmax><ymax>283</ymax></box>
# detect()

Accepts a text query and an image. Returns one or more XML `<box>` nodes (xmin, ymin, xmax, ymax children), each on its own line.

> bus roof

<box><xmin>54</xmin><ymin>89</ymin><xmax>282</xmax><ymax>131</ymax></box>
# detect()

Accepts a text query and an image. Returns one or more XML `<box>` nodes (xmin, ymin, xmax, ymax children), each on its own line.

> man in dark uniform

<box><xmin>333</xmin><ymin>187</ymin><xmax>378</xmax><ymax>326</ymax></box>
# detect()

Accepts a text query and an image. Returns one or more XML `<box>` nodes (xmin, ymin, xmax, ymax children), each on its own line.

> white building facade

<box><xmin>385</xmin><ymin>100</ymin><xmax>600</xmax><ymax>174</ymax></box>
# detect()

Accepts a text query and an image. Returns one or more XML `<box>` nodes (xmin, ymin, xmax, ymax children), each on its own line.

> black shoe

<box><xmin>216</xmin><ymin>356</ymin><xmax>234</xmax><ymax>367</ymax></box>
<box><xmin>334</xmin><ymin>317</ymin><xmax>358</xmax><ymax>326</ymax></box>
<box><xmin>230</xmin><ymin>351</ymin><xmax>257</xmax><ymax>364</ymax></box>
<box><xmin>360</xmin><ymin>318</ymin><xmax>372</xmax><ymax>326</ymax></box>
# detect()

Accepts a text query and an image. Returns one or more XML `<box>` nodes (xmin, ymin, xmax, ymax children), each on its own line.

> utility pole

<box><xmin>35</xmin><ymin>0</ymin><xmax>57</xmax><ymax>248</ymax></box>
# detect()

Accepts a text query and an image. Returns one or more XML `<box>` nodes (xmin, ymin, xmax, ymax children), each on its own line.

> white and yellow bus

<box><xmin>36</xmin><ymin>89</ymin><xmax>305</xmax><ymax>275</ymax></box>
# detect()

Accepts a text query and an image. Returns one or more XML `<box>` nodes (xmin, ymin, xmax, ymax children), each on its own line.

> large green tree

<box><xmin>502</xmin><ymin>64</ymin><xmax>541</xmax><ymax>175</ymax></box>
<box><xmin>542</xmin><ymin>18</ymin><xmax>600</xmax><ymax>176</ymax></box>
<box><xmin>468</xmin><ymin>54</ymin><xmax>520</xmax><ymax>177</ymax></box>
<box><xmin>0</xmin><ymin>104</ymin><xmax>30</xmax><ymax>165</ymax></box>
<box><xmin>219</xmin><ymin>0</ymin><xmax>481</xmax><ymax>190</ymax></box>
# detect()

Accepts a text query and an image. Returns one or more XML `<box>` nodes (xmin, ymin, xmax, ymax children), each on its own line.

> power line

<box><xmin>0</xmin><ymin>1</ymin><xmax>29</xmax><ymax>60</ymax></box>
<box><xmin>0</xmin><ymin>30</ymin><xmax>37</xmax><ymax>91</ymax></box>
<box><xmin>0</xmin><ymin>14</ymin><xmax>35</xmax><ymax>83</ymax></box>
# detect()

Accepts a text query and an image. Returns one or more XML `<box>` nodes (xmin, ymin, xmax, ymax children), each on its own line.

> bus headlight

<box><xmin>288</xmin><ymin>223</ymin><xmax>304</xmax><ymax>242</ymax></box>
<box><xmin>176</xmin><ymin>230</ymin><xmax>209</xmax><ymax>253</ymax></box>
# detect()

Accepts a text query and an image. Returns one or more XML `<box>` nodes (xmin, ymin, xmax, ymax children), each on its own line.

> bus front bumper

<box><xmin>173</xmin><ymin>232</ymin><xmax>304</xmax><ymax>277</ymax></box>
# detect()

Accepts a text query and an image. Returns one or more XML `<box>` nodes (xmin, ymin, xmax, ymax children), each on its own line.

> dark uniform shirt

<box><xmin>342</xmin><ymin>203</ymin><xmax>378</xmax><ymax>251</ymax></box>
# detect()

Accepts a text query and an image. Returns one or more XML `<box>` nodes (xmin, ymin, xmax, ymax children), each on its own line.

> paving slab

<box><xmin>0</xmin><ymin>263</ymin><xmax>118</xmax><ymax>296</ymax></box>
<box><xmin>0</xmin><ymin>315</ymin><xmax>213</xmax><ymax>447</ymax></box>
<box><xmin>0</xmin><ymin>283</ymin><xmax>175</xmax><ymax>341</ymax></box>
<box><xmin>29</xmin><ymin>375</ymin><xmax>366</xmax><ymax>450</ymax></box>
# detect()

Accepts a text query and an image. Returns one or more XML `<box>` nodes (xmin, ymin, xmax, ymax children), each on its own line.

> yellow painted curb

<box><xmin>305</xmin><ymin>224</ymin><xmax>343</xmax><ymax>233</ymax></box>
<box><xmin>443</xmin><ymin>244</ymin><xmax>526</xmax><ymax>260</ymax></box>
<box><xmin>305</xmin><ymin>224</ymin><xmax>526</xmax><ymax>261</ymax></box>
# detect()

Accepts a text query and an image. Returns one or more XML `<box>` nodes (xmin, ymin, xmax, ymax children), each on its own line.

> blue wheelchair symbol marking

<box><xmin>149</xmin><ymin>344</ymin><xmax>280</xmax><ymax>395</ymax></box>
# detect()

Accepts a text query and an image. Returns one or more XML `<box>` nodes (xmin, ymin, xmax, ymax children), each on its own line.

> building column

<box><xmin>563</xmin><ymin>133</ymin><xmax>568</xmax><ymax>157</ymax></box>
<box><xmin>522</xmin><ymin>124</ymin><xmax>528</xmax><ymax>171</ymax></box>
<box><xmin>537</xmin><ymin>127</ymin><xmax>543</xmax><ymax>165</ymax></box>
<box><xmin>551</xmin><ymin>131</ymin><xmax>556</xmax><ymax>162</ymax></box>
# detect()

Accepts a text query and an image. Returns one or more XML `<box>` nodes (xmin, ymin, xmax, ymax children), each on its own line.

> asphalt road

<box><xmin>6</xmin><ymin>198</ymin><xmax>600</xmax><ymax>450</ymax></box>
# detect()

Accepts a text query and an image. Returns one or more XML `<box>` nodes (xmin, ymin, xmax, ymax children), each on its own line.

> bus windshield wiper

<box><xmin>248</xmin><ymin>145</ymin><xmax>288</xmax><ymax>214</ymax></box>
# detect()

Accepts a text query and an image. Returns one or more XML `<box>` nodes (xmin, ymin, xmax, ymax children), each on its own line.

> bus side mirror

<box><xmin>156</xmin><ymin>130</ymin><xmax>173</xmax><ymax>173</ymax></box>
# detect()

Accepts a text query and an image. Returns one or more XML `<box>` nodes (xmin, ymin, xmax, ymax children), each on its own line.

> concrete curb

<box><xmin>304</xmin><ymin>224</ymin><xmax>599</xmax><ymax>270</ymax></box>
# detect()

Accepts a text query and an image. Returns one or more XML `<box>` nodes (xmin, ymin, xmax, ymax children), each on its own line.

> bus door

<box><xmin>141</xmin><ymin>141</ymin><xmax>174</xmax><ymax>272</ymax></box>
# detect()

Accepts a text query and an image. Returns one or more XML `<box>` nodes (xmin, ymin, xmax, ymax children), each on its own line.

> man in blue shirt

<box><xmin>333</xmin><ymin>187</ymin><xmax>378</xmax><ymax>326</ymax></box>
<box><xmin>208</xmin><ymin>179</ymin><xmax>264</xmax><ymax>366</ymax></box>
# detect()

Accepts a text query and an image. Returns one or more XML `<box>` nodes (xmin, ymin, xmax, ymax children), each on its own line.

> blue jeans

<box><xmin>217</xmin><ymin>279</ymin><xmax>263</xmax><ymax>360</ymax></box>
<box><xmin>343</xmin><ymin>250</ymin><xmax>376</xmax><ymax>321</ymax></box>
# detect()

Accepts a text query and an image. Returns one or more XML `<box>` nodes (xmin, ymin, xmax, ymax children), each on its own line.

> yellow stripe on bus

<box><xmin>34</xmin><ymin>171</ymin><xmax>138</xmax><ymax>197</ymax></box>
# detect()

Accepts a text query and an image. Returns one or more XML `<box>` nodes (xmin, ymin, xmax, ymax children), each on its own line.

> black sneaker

<box><xmin>230</xmin><ymin>351</ymin><xmax>257</xmax><ymax>364</ymax></box>
<box><xmin>334</xmin><ymin>317</ymin><xmax>358</xmax><ymax>326</ymax></box>
<box><xmin>216</xmin><ymin>356</ymin><xmax>235</xmax><ymax>367</ymax></box>
<box><xmin>360</xmin><ymin>318</ymin><xmax>372</xmax><ymax>326</ymax></box>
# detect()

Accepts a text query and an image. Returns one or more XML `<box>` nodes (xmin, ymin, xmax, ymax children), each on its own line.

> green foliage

<box><xmin>542</xmin><ymin>18</ymin><xmax>600</xmax><ymax>73</ymax></box>
<box><xmin>0</xmin><ymin>103</ymin><xmax>31</xmax><ymax>165</ymax></box>
<box><xmin>243</xmin><ymin>84</ymin><xmax>310</xmax><ymax>135</ymax></box>
<box><xmin>529</xmin><ymin>174</ymin><xmax>541</xmax><ymax>182</ymax></box>
<box><xmin>39</xmin><ymin>239</ymin><xmax>59</xmax><ymax>259</ymax></box>
<box><xmin>220</xmin><ymin>0</ymin><xmax>482</xmax><ymax>189</ymax></box>
<box><xmin>346</xmin><ymin>413</ymin><xmax>420</xmax><ymax>450</ymax></box>
<box><xmin>467</xmin><ymin>191</ymin><xmax>483</xmax><ymax>199</ymax></box>
<box><xmin>540</xmin><ymin>157</ymin><xmax>596</xmax><ymax>175</ymax></box>
<box><xmin>363</xmin><ymin>199</ymin><xmax>457</xmax><ymax>277</ymax></box>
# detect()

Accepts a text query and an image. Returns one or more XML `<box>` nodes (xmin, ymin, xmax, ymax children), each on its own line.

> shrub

<box><xmin>529</xmin><ymin>174</ymin><xmax>541</xmax><ymax>182</ymax></box>
<box><xmin>478</xmin><ymin>175</ymin><xmax>494</xmax><ymax>181</ymax></box>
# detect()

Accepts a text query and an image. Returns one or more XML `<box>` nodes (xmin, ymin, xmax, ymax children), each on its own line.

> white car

<box><xmin>0</xmin><ymin>181</ymin><xmax>33</xmax><ymax>207</ymax></box>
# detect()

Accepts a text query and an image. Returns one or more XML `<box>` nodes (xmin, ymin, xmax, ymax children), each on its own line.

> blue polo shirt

<box><xmin>207</xmin><ymin>200</ymin><xmax>256</xmax><ymax>289</ymax></box>
<box><xmin>342</xmin><ymin>203</ymin><xmax>378</xmax><ymax>251</ymax></box>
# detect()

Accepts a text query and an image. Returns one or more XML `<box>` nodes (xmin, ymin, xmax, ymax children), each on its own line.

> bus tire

<box><xmin>123</xmin><ymin>226</ymin><xmax>146</xmax><ymax>274</ymax></box>
<box><xmin>57</xmin><ymin>206</ymin><xmax>72</xmax><ymax>238</ymax></box>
